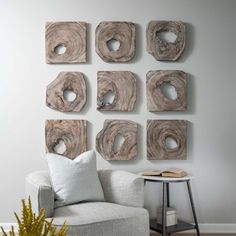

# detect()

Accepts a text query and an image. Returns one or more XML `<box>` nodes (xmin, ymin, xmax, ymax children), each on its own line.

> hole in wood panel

<box><xmin>160</xmin><ymin>82</ymin><xmax>177</xmax><ymax>100</ymax></box>
<box><xmin>54</xmin><ymin>44</ymin><xmax>67</xmax><ymax>55</ymax></box>
<box><xmin>156</xmin><ymin>31</ymin><xmax>177</xmax><ymax>43</ymax></box>
<box><xmin>165</xmin><ymin>137</ymin><xmax>178</xmax><ymax>150</ymax></box>
<box><xmin>54</xmin><ymin>139</ymin><xmax>66</xmax><ymax>154</ymax></box>
<box><xmin>102</xmin><ymin>91</ymin><xmax>115</xmax><ymax>105</ymax></box>
<box><xmin>113</xmin><ymin>134</ymin><xmax>125</xmax><ymax>154</ymax></box>
<box><xmin>63</xmin><ymin>90</ymin><xmax>77</xmax><ymax>102</ymax></box>
<box><xmin>107</xmin><ymin>39</ymin><xmax>121</xmax><ymax>51</ymax></box>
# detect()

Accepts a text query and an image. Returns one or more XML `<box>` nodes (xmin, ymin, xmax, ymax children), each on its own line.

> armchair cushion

<box><xmin>47</xmin><ymin>150</ymin><xmax>105</xmax><ymax>208</ymax></box>
<box><xmin>49</xmin><ymin>202</ymin><xmax>149</xmax><ymax>236</ymax></box>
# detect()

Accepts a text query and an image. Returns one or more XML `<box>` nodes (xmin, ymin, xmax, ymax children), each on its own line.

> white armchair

<box><xmin>26</xmin><ymin>169</ymin><xmax>149</xmax><ymax>236</ymax></box>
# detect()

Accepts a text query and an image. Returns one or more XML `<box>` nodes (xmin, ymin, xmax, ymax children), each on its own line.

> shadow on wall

<box><xmin>179</xmin><ymin>22</ymin><xmax>195</xmax><ymax>63</ymax></box>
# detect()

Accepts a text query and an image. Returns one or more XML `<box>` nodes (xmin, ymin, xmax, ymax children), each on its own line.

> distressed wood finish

<box><xmin>46</xmin><ymin>22</ymin><xmax>87</xmax><ymax>63</ymax></box>
<box><xmin>96</xmin><ymin>120</ymin><xmax>138</xmax><ymax>160</ymax></box>
<box><xmin>95</xmin><ymin>21</ymin><xmax>136</xmax><ymax>62</ymax></box>
<box><xmin>146</xmin><ymin>70</ymin><xmax>187</xmax><ymax>111</ymax></box>
<box><xmin>97</xmin><ymin>71</ymin><xmax>136</xmax><ymax>111</ymax></box>
<box><xmin>46</xmin><ymin>72</ymin><xmax>86</xmax><ymax>112</ymax></box>
<box><xmin>45</xmin><ymin>120</ymin><xmax>87</xmax><ymax>159</ymax></box>
<box><xmin>147</xmin><ymin>120</ymin><xmax>187</xmax><ymax>160</ymax></box>
<box><xmin>146</xmin><ymin>21</ymin><xmax>186</xmax><ymax>61</ymax></box>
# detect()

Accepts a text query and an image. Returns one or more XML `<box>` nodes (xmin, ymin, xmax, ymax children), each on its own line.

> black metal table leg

<box><xmin>166</xmin><ymin>183</ymin><xmax>171</xmax><ymax>235</ymax></box>
<box><xmin>187</xmin><ymin>181</ymin><xmax>200</xmax><ymax>236</ymax></box>
<box><xmin>167</xmin><ymin>183</ymin><xmax>170</xmax><ymax>208</ymax></box>
<box><xmin>162</xmin><ymin>183</ymin><xmax>167</xmax><ymax>236</ymax></box>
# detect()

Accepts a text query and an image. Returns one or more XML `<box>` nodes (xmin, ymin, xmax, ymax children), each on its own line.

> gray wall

<box><xmin>0</xmin><ymin>0</ymin><xmax>235</xmax><ymax>224</ymax></box>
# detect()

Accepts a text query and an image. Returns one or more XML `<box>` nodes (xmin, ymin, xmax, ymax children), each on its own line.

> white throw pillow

<box><xmin>47</xmin><ymin>150</ymin><xmax>105</xmax><ymax>208</ymax></box>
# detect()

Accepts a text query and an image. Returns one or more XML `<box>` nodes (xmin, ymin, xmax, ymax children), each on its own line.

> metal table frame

<box><xmin>144</xmin><ymin>177</ymin><xmax>200</xmax><ymax>236</ymax></box>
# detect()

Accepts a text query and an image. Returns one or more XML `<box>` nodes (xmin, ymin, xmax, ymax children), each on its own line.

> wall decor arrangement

<box><xmin>147</xmin><ymin>120</ymin><xmax>187</xmax><ymax>160</ymax></box>
<box><xmin>45</xmin><ymin>22</ymin><xmax>87</xmax><ymax>64</ymax></box>
<box><xmin>44</xmin><ymin>20</ymin><xmax>190</xmax><ymax>161</ymax></box>
<box><xmin>46</xmin><ymin>72</ymin><xmax>87</xmax><ymax>112</ymax></box>
<box><xmin>97</xmin><ymin>71</ymin><xmax>136</xmax><ymax>111</ymax></box>
<box><xmin>95</xmin><ymin>21</ymin><xmax>136</xmax><ymax>62</ymax></box>
<box><xmin>45</xmin><ymin>120</ymin><xmax>87</xmax><ymax>159</ymax></box>
<box><xmin>146</xmin><ymin>70</ymin><xmax>187</xmax><ymax>111</ymax></box>
<box><xmin>146</xmin><ymin>21</ymin><xmax>186</xmax><ymax>61</ymax></box>
<box><xmin>96</xmin><ymin>120</ymin><xmax>138</xmax><ymax>160</ymax></box>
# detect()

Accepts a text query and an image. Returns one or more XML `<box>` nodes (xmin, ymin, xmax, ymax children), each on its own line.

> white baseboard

<box><xmin>198</xmin><ymin>223</ymin><xmax>236</xmax><ymax>233</ymax></box>
<box><xmin>150</xmin><ymin>223</ymin><xmax>236</xmax><ymax>234</ymax></box>
<box><xmin>1</xmin><ymin>223</ymin><xmax>236</xmax><ymax>234</ymax></box>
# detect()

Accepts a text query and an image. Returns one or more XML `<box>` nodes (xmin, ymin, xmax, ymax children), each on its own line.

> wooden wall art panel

<box><xmin>97</xmin><ymin>71</ymin><xmax>136</xmax><ymax>111</ymax></box>
<box><xmin>96</xmin><ymin>120</ymin><xmax>138</xmax><ymax>160</ymax></box>
<box><xmin>45</xmin><ymin>22</ymin><xmax>86</xmax><ymax>63</ymax></box>
<box><xmin>95</xmin><ymin>21</ymin><xmax>136</xmax><ymax>62</ymax></box>
<box><xmin>45</xmin><ymin>120</ymin><xmax>87</xmax><ymax>159</ymax></box>
<box><xmin>46</xmin><ymin>72</ymin><xmax>86</xmax><ymax>112</ymax></box>
<box><xmin>147</xmin><ymin>120</ymin><xmax>187</xmax><ymax>160</ymax></box>
<box><xmin>146</xmin><ymin>70</ymin><xmax>187</xmax><ymax>111</ymax></box>
<box><xmin>146</xmin><ymin>21</ymin><xmax>186</xmax><ymax>61</ymax></box>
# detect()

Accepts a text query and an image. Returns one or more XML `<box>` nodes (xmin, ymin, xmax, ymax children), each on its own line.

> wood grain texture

<box><xmin>95</xmin><ymin>21</ymin><xmax>135</xmax><ymax>62</ymax></box>
<box><xmin>147</xmin><ymin>120</ymin><xmax>187</xmax><ymax>160</ymax></box>
<box><xmin>45</xmin><ymin>120</ymin><xmax>87</xmax><ymax>159</ymax></box>
<box><xmin>46</xmin><ymin>22</ymin><xmax>86</xmax><ymax>63</ymax></box>
<box><xmin>146</xmin><ymin>70</ymin><xmax>187</xmax><ymax>111</ymax></box>
<box><xmin>146</xmin><ymin>21</ymin><xmax>186</xmax><ymax>61</ymax></box>
<box><xmin>97</xmin><ymin>71</ymin><xmax>136</xmax><ymax>111</ymax></box>
<box><xmin>96</xmin><ymin>120</ymin><xmax>138</xmax><ymax>160</ymax></box>
<box><xmin>46</xmin><ymin>72</ymin><xmax>86</xmax><ymax>112</ymax></box>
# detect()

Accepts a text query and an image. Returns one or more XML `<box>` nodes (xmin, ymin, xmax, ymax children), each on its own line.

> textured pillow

<box><xmin>46</xmin><ymin>150</ymin><xmax>105</xmax><ymax>208</ymax></box>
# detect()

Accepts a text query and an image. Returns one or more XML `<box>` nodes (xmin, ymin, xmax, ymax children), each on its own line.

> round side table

<box><xmin>143</xmin><ymin>175</ymin><xmax>200</xmax><ymax>236</ymax></box>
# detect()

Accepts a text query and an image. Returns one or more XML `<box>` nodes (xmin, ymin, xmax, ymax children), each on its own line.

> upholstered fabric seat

<box><xmin>26</xmin><ymin>169</ymin><xmax>149</xmax><ymax>236</ymax></box>
<box><xmin>50</xmin><ymin>202</ymin><xmax>148</xmax><ymax>236</ymax></box>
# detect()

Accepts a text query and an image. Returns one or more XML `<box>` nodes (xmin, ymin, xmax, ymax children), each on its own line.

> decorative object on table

<box><xmin>96</xmin><ymin>120</ymin><xmax>138</xmax><ymax>160</ymax></box>
<box><xmin>147</xmin><ymin>120</ymin><xmax>187</xmax><ymax>160</ymax></box>
<box><xmin>146</xmin><ymin>21</ymin><xmax>186</xmax><ymax>61</ymax></box>
<box><xmin>97</xmin><ymin>71</ymin><xmax>136</xmax><ymax>111</ymax></box>
<box><xmin>47</xmin><ymin>150</ymin><xmax>105</xmax><ymax>208</ymax></box>
<box><xmin>45</xmin><ymin>120</ymin><xmax>87</xmax><ymax>159</ymax></box>
<box><xmin>157</xmin><ymin>207</ymin><xmax>177</xmax><ymax>227</ymax></box>
<box><xmin>146</xmin><ymin>70</ymin><xmax>187</xmax><ymax>111</ymax></box>
<box><xmin>95</xmin><ymin>21</ymin><xmax>136</xmax><ymax>62</ymax></box>
<box><xmin>1</xmin><ymin>197</ymin><xmax>68</xmax><ymax>236</ymax></box>
<box><xmin>46</xmin><ymin>21</ymin><xmax>87</xmax><ymax>63</ymax></box>
<box><xmin>142</xmin><ymin>168</ymin><xmax>187</xmax><ymax>178</ymax></box>
<box><xmin>46</xmin><ymin>71</ymin><xmax>87</xmax><ymax>112</ymax></box>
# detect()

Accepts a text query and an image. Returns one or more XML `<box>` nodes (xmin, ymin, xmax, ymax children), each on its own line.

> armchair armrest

<box><xmin>98</xmin><ymin>169</ymin><xmax>144</xmax><ymax>208</ymax></box>
<box><xmin>25</xmin><ymin>171</ymin><xmax>54</xmax><ymax>217</ymax></box>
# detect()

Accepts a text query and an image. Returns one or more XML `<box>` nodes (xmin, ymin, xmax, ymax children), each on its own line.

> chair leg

<box><xmin>187</xmin><ymin>181</ymin><xmax>200</xmax><ymax>236</ymax></box>
<box><xmin>162</xmin><ymin>183</ymin><xmax>167</xmax><ymax>236</ymax></box>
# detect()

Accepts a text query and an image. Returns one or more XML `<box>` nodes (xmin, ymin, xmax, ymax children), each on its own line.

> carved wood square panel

<box><xmin>96</xmin><ymin>120</ymin><xmax>138</xmax><ymax>160</ymax></box>
<box><xmin>95</xmin><ymin>21</ymin><xmax>136</xmax><ymax>62</ymax></box>
<box><xmin>146</xmin><ymin>21</ymin><xmax>186</xmax><ymax>61</ymax></box>
<box><xmin>46</xmin><ymin>22</ymin><xmax>87</xmax><ymax>63</ymax></box>
<box><xmin>97</xmin><ymin>71</ymin><xmax>136</xmax><ymax>111</ymax></box>
<box><xmin>46</xmin><ymin>72</ymin><xmax>86</xmax><ymax>112</ymax></box>
<box><xmin>45</xmin><ymin>120</ymin><xmax>87</xmax><ymax>159</ymax></box>
<box><xmin>146</xmin><ymin>70</ymin><xmax>187</xmax><ymax>111</ymax></box>
<box><xmin>147</xmin><ymin>120</ymin><xmax>187</xmax><ymax>160</ymax></box>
